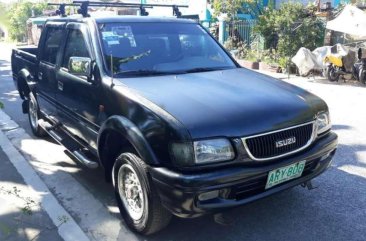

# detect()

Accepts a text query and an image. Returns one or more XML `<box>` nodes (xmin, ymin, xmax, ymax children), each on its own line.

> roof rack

<box><xmin>48</xmin><ymin>1</ymin><xmax>188</xmax><ymax>18</ymax></box>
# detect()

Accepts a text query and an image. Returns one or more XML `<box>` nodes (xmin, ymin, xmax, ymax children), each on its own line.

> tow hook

<box><xmin>301</xmin><ymin>180</ymin><xmax>318</xmax><ymax>190</ymax></box>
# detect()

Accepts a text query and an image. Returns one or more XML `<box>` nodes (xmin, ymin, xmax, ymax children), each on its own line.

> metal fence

<box><xmin>225</xmin><ymin>20</ymin><xmax>257</xmax><ymax>45</ymax></box>
<box><xmin>199</xmin><ymin>19</ymin><xmax>258</xmax><ymax>46</ymax></box>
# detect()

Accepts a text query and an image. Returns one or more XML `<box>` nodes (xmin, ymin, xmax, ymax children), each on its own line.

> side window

<box><xmin>41</xmin><ymin>27</ymin><xmax>63</xmax><ymax>64</ymax></box>
<box><xmin>62</xmin><ymin>29</ymin><xmax>90</xmax><ymax>68</ymax></box>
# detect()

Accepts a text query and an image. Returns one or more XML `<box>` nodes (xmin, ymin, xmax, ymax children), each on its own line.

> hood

<box><xmin>118</xmin><ymin>68</ymin><xmax>327</xmax><ymax>139</ymax></box>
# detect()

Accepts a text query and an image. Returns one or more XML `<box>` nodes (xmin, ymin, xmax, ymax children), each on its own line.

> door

<box><xmin>55</xmin><ymin>23</ymin><xmax>100</xmax><ymax>150</ymax></box>
<box><xmin>37</xmin><ymin>24</ymin><xmax>65</xmax><ymax>118</ymax></box>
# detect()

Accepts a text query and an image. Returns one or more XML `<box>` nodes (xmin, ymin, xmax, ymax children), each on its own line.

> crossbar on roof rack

<box><xmin>72</xmin><ymin>0</ymin><xmax>188</xmax><ymax>17</ymax></box>
<box><xmin>73</xmin><ymin>1</ymin><xmax>188</xmax><ymax>8</ymax></box>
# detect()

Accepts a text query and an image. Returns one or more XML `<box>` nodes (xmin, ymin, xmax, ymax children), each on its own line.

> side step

<box><xmin>65</xmin><ymin>150</ymin><xmax>99</xmax><ymax>169</ymax></box>
<box><xmin>38</xmin><ymin>119</ymin><xmax>99</xmax><ymax>169</ymax></box>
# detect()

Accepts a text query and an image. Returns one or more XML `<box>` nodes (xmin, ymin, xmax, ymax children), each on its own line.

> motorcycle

<box><xmin>324</xmin><ymin>44</ymin><xmax>356</xmax><ymax>82</ymax></box>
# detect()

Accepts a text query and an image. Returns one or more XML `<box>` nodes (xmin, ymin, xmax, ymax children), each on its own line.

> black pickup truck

<box><xmin>11</xmin><ymin>15</ymin><xmax>338</xmax><ymax>234</ymax></box>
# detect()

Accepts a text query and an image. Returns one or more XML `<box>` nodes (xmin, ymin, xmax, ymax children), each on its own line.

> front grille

<box><xmin>231</xmin><ymin>159</ymin><xmax>318</xmax><ymax>200</ymax></box>
<box><xmin>242</xmin><ymin>122</ymin><xmax>314</xmax><ymax>161</ymax></box>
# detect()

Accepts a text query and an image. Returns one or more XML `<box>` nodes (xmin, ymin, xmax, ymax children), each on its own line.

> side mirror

<box><xmin>68</xmin><ymin>57</ymin><xmax>92</xmax><ymax>77</ymax></box>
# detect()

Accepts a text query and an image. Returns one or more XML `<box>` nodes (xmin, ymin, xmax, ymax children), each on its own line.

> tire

<box><xmin>28</xmin><ymin>92</ymin><xmax>46</xmax><ymax>137</ymax></box>
<box><xmin>113</xmin><ymin>153</ymin><xmax>172</xmax><ymax>235</ymax></box>
<box><xmin>326</xmin><ymin>66</ymin><xmax>340</xmax><ymax>82</ymax></box>
<box><xmin>359</xmin><ymin>67</ymin><xmax>366</xmax><ymax>84</ymax></box>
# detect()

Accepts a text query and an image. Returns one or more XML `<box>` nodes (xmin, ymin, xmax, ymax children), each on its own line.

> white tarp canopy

<box><xmin>326</xmin><ymin>5</ymin><xmax>366</xmax><ymax>37</ymax></box>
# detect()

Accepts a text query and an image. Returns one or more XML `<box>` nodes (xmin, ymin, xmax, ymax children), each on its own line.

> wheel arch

<box><xmin>97</xmin><ymin>115</ymin><xmax>159</xmax><ymax>178</ymax></box>
<box><xmin>17</xmin><ymin>69</ymin><xmax>33</xmax><ymax>99</ymax></box>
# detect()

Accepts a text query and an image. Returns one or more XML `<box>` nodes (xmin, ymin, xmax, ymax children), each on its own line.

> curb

<box><xmin>0</xmin><ymin>109</ymin><xmax>90</xmax><ymax>241</ymax></box>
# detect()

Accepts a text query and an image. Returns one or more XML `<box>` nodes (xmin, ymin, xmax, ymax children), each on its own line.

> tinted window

<box><xmin>62</xmin><ymin>29</ymin><xmax>90</xmax><ymax>68</ymax></box>
<box><xmin>41</xmin><ymin>27</ymin><xmax>63</xmax><ymax>64</ymax></box>
<box><xmin>98</xmin><ymin>23</ymin><xmax>236</xmax><ymax>76</ymax></box>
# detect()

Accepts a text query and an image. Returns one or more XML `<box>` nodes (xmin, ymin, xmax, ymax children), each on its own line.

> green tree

<box><xmin>211</xmin><ymin>0</ymin><xmax>264</xmax><ymax>20</ymax></box>
<box><xmin>254</xmin><ymin>2</ymin><xmax>324</xmax><ymax>66</ymax></box>
<box><xmin>8</xmin><ymin>2</ymin><xmax>47</xmax><ymax>42</ymax></box>
<box><xmin>0</xmin><ymin>3</ymin><xmax>11</xmax><ymax>35</ymax></box>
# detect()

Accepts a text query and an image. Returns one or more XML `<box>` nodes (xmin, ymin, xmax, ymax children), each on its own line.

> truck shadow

<box><xmin>304</xmin><ymin>77</ymin><xmax>365</xmax><ymax>88</ymax></box>
<box><xmin>278</xmin><ymin>74</ymin><xmax>366</xmax><ymax>88</ymax></box>
<box><xmin>331</xmin><ymin>124</ymin><xmax>353</xmax><ymax>131</ymax></box>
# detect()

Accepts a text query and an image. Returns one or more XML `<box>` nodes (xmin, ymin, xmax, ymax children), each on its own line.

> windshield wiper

<box><xmin>114</xmin><ymin>69</ymin><xmax>182</xmax><ymax>77</ymax></box>
<box><xmin>183</xmin><ymin>67</ymin><xmax>235</xmax><ymax>73</ymax></box>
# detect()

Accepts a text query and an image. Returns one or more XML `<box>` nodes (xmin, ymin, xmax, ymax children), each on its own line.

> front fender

<box><xmin>97</xmin><ymin>115</ymin><xmax>159</xmax><ymax>166</ymax></box>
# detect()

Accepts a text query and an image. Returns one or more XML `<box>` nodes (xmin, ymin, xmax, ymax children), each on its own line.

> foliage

<box><xmin>8</xmin><ymin>2</ymin><xmax>48</xmax><ymax>42</ymax></box>
<box><xmin>254</xmin><ymin>2</ymin><xmax>325</xmax><ymax>67</ymax></box>
<box><xmin>211</xmin><ymin>0</ymin><xmax>264</xmax><ymax>20</ymax></box>
<box><xmin>224</xmin><ymin>36</ymin><xmax>238</xmax><ymax>51</ymax></box>
<box><xmin>0</xmin><ymin>186</ymin><xmax>37</xmax><ymax>215</ymax></box>
<box><xmin>236</xmin><ymin>41</ymin><xmax>250</xmax><ymax>59</ymax></box>
<box><xmin>0</xmin><ymin>3</ymin><xmax>11</xmax><ymax>36</ymax></box>
<box><xmin>226</xmin><ymin>35</ymin><xmax>280</xmax><ymax>64</ymax></box>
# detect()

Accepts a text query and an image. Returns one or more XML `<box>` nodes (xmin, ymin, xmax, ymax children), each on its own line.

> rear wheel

<box><xmin>28</xmin><ymin>92</ymin><xmax>46</xmax><ymax>137</ymax></box>
<box><xmin>113</xmin><ymin>153</ymin><xmax>172</xmax><ymax>235</ymax></box>
<box><xmin>326</xmin><ymin>66</ymin><xmax>340</xmax><ymax>82</ymax></box>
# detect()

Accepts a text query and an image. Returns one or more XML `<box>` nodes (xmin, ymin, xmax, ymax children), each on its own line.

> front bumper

<box><xmin>149</xmin><ymin>132</ymin><xmax>338</xmax><ymax>218</ymax></box>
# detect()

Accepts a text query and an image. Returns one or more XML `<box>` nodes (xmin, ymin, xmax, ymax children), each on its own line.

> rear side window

<box><xmin>41</xmin><ymin>27</ymin><xmax>63</xmax><ymax>64</ymax></box>
<box><xmin>62</xmin><ymin>29</ymin><xmax>90</xmax><ymax>68</ymax></box>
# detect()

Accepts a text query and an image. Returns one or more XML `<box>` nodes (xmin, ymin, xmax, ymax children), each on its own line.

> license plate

<box><xmin>265</xmin><ymin>160</ymin><xmax>306</xmax><ymax>189</ymax></box>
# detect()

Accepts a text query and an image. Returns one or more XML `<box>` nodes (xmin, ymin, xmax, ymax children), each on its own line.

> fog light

<box><xmin>198</xmin><ymin>190</ymin><xmax>219</xmax><ymax>201</ymax></box>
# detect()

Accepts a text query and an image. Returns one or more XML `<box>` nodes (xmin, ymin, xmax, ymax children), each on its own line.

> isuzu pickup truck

<box><xmin>11</xmin><ymin>13</ymin><xmax>338</xmax><ymax>234</ymax></box>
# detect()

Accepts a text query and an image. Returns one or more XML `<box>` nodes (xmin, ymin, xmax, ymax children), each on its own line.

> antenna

<box><xmin>110</xmin><ymin>54</ymin><xmax>114</xmax><ymax>87</ymax></box>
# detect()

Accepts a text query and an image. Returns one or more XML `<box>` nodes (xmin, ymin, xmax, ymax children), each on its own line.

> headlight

<box><xmin>316</xmin><ymin>112</ymin><xmax>331</xmax><ymax>135</ymax></box>
<box><xmin>171</xmin><ymin>138</ymin><xmax>235</xmax><ymax>166</ymax></box>
<box><xmin>194</xmin><ymin>139</ymin><xmax>235</xmax><ymax>164</ymax></box>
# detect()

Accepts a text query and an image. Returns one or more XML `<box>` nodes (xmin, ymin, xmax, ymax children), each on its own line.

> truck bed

<box><xmin>11</xmin><ymin>45</ymin><xmax>38</xmax><ymax>91</ymax></box>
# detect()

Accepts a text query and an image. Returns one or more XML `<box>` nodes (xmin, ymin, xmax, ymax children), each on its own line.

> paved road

<box><xmin>1</xmin><ymin>42</ymin><xmax>366</xmax><ymax>241</ymax></box>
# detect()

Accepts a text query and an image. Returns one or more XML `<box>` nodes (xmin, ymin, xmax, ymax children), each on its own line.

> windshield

<box><xmin>98</xmin><ymin>22</ymin><xmax>236</xmax><ymax>77</ymax></box>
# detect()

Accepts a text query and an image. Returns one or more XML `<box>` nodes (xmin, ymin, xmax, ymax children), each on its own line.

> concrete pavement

<box><xmin>0</xmin><ymin>146</ymin><xmax>64</xmax><ymax>241</ymax></box>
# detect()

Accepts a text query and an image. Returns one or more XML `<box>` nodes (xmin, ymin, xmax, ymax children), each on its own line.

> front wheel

<box><xmin>113</xmin><ymin>153</ymin><xmax>172</xmax><ymax>235</ymax></box>
<box><xmin>28</xmin><ymin>93</ymin><xmax>46</xmax><ymax>137</ymax></box>
<box><xmin>326</xmin><ymin>65</ymin><xmax>340</xmax><ymax>82</ymax></box>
